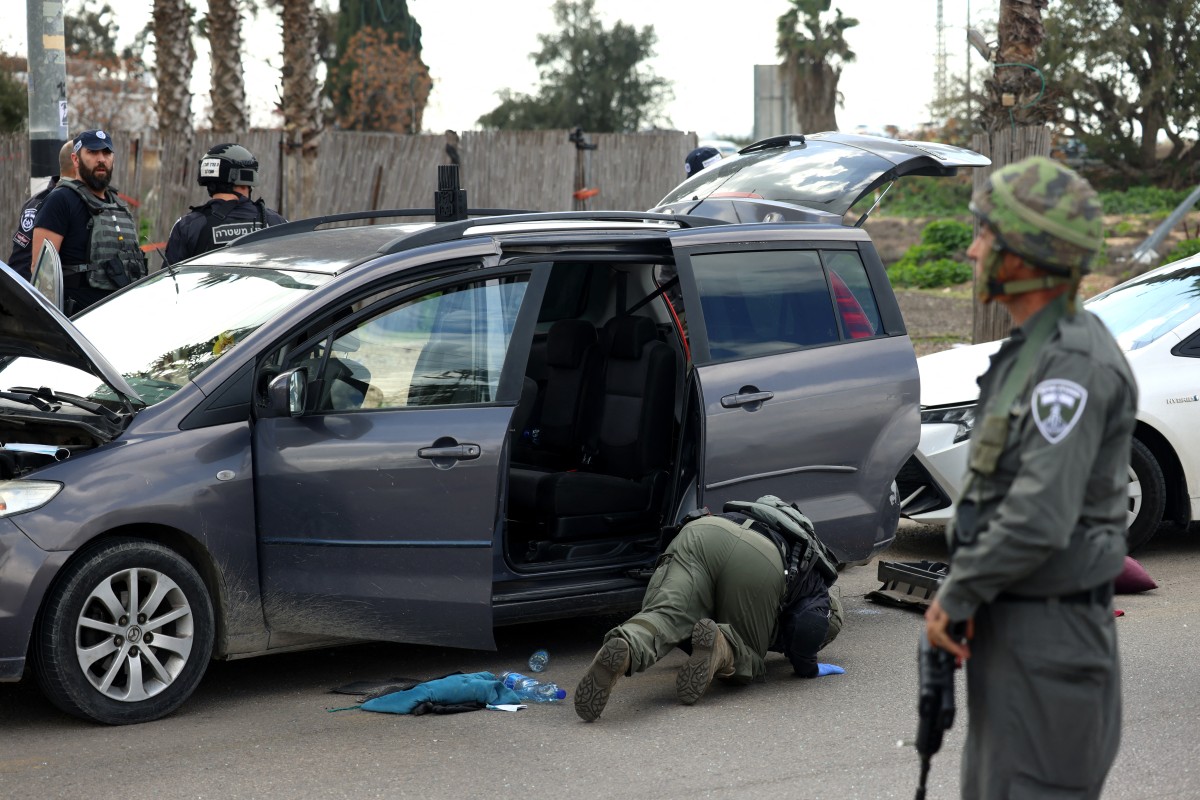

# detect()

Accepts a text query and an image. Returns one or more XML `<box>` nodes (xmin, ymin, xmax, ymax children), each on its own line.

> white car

<box><xmin>900</xmin><ymin>254</ymin><xmax>1200</xmax><ymax>550</ymax></box>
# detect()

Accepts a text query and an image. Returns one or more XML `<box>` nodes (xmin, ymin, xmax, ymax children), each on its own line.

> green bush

<box><xmin>1109</xmin><ymin>219</ymin><xmax>1136</xmax><ymax>237</ymax></box>
<box><xmin>887</xmin><ymin>258</ymin><xmax>972</xmax><ymax>288</ymax></box>
<box><xmin>1098</xmin><ymin>185</ymin><xmax>1196</xmax><ymax>215</ymax></box>
<box><xmin>921</xmin><ymin>219</ymin><xmax>973</xmax><ymax>252</ymax></box>
<box><xmin>887</xmin><ymin>218</ymin><xmax>974</xmax><ymax>289</ymax></box>
<box><xmin>1165</xmin><ymin>238</ymin><xmax>1200</xmax><ymax>264</ymax></box>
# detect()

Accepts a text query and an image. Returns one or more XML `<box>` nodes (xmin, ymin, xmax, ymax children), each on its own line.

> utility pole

<box><xmin>25</xmin><ymin>0</ymin><xmax>70</xmax><ymax>196</ymax></box>
<box><xmin>934</xmin><ymin>0</ymin><xmax>947</xmax><ymax>120</ymax></box>
<box><xmin>970</xmin><ymin>0</ymin><xmax>1053</xmax><ymax>344</ymax></box>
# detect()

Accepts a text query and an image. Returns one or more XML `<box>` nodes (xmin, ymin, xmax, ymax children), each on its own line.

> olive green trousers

<box><xmin>604</xmin><ymin>516</ymin><xmax>785</xmax><ymax>682</ymax></box>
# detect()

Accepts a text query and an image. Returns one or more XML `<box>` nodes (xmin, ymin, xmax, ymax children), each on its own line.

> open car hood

<box><xmin>0</xmin><ymin>263</ymin><xmax>143</xmax><ymax>408</ymax></box>
<box><xmin>655</xmin><ymin>132</ymin><xmax>991</xmax><ymax>219</ymax></box>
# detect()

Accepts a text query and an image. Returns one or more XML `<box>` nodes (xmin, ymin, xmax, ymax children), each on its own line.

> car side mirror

<box><xmin>264</xmin><ymin>367</ymin><xmax>307</xmax><ymax>418</ymax></box>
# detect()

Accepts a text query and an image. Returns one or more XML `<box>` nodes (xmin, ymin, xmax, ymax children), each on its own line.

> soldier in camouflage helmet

<box><xmin>967</xmin><ymin>154</ymin><xmax>1104</xmax><ymax>305</ymax></box>
<box><xmin>924</xmin><ymin>155</ymin><xmax>1136</xmax><ymax>799</ymax></box>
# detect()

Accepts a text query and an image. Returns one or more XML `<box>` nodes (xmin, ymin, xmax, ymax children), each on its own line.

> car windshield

<box><xmin>1087</xmin><ymin>263</ymin><xmax>1200</xmax><ymax>351</ymax></box>
<box><xmin>0</xmin><ymin>265</ymin><xmax>330</xmax><ymax>405</ymax></box>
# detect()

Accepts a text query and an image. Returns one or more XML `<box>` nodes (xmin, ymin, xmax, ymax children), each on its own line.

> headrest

<box><xmin>546</xmin><ymin>319</ymin><xmax>597</xmax><ymax>367</ymax></box>
<box><xmin>606</xmin><ymin>315</ymin><xmax>657</xmax><ymax>360</ymax></box>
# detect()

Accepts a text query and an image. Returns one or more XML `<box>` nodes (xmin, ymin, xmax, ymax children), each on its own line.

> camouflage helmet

<box><xmin>969</xmin><ymin>155</ymin><xmax>1103</xmax><ymax>275</ymax></box>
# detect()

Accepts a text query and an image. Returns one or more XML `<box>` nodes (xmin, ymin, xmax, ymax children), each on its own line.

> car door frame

<box><xmin>251</xmin><ymin>259</ymin><xmax>547</xmax><ymax>651</ymax></box>
<box><xmin>667</xmin><ymin>224</ymin><xmax>919</xmax><ymax>562</ymax></box>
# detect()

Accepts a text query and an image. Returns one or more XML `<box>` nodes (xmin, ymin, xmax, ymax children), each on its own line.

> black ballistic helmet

<box><xmin>198</xmin><ymin>143</ymin><xmax>259</xmax><ymax>191</ymax></box>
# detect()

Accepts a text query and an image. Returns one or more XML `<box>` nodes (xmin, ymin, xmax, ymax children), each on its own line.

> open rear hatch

<box><xmin>653</xmin><ymin>131</ymin><xmax>991</xmax><ymax>224</ymax></box>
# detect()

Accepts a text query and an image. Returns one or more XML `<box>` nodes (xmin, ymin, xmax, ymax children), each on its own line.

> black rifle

<box><xmin>914</xmin><ymin>623</ymin><xmax>964</xmax><ymax>800</ymax></box>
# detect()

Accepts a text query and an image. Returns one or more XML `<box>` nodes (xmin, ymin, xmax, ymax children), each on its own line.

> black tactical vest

<box><xmin>192</xmin><ymin>198</ymin><xmax>268</xmax><ymax>256</ymax></box>
<box><xmin>58</xmin><ymin>179</ymin><xmax>147</xmax><ymax>290</ymax></box>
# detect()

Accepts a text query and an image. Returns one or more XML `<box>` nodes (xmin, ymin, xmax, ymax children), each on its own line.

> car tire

<box><xmin>1126</xmin><ymin>438</ymin><xmax>1165</xmax><ymax>553</ymax></box>
<box><xmin>33</xmin><ymin>539</ymin><xmax>214</xmax><ymax>725</ymax></box>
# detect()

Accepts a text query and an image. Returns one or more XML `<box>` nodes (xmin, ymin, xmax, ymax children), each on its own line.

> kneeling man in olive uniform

<box><xmin>575</xmin><ymin>500</ymin><xmax>843</xmax><ymax>722</ymax></box>
<box><xmin>924</xmin><ymin>156</ymin><xmax>1136</xmax><ymax>799</ymax></box>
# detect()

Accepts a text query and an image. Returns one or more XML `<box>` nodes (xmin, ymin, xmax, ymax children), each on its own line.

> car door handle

<box><xmin>721</xmin><ymin>391</ymin><xmax>774</xmax><ymax>409</ymax></box>
<box><xmin>418</xmin><ymin>444</ymin><xmax>481</xmax><ymax>460</ymax></box>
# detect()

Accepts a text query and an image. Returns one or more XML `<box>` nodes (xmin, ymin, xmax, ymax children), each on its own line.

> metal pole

<box><xmin>25</xmin><ymin>0</ymin><xmax>70</xmax><ymax>196</ymax></box>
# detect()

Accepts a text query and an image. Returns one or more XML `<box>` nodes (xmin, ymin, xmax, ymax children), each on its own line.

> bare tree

<box><xmin>280</xmin><ymin>0</ymin><xmax>323</xmax><ymax>220</ymax></box>
<box><xmin>205</xmin><ymin>0</ymin><xmax>249</xmax><ymax>132</ymax></box>
<box><xmin>776</xmin><ymin>0</ymin><xmax>857</xmax><ymax>133</ymax></box>
<box><xmin>971</xmin><ymin>0</ymin><xmax>1053</xmax><ymax>344</ymax></box>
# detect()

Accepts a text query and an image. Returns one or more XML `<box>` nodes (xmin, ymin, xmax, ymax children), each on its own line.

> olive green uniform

<box><xmin>604</xmin><ymin>516</ymin><xmax>786</xmax><ymax>682</ymax></box>
<box><xmin>938</xmin><ymin>303</ymin><xmax>1137</xmax><ymax>799</ymax></box>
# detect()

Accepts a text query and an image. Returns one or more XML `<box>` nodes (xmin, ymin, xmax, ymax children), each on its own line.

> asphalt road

<box><xmin>3</xmin><ymin>522</ymin><xmax>1198</xmax><ymax>800</ymax></box>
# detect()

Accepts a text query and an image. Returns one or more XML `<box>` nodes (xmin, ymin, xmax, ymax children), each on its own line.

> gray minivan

<box><xmin>0</xmin><ymin>133</ymin><xmax>988</xmax><ymax>723</ymax></box>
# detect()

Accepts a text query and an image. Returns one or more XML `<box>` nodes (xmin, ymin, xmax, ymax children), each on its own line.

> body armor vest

<box><xmin>192</xmin><ymin>197</ymin><xmax>268</xmax><ymax>256</ymax></box>
<box><xmin>58</xmin><ymin>179</ymin><xmax>147</xmax><ymax>290</ymax></box>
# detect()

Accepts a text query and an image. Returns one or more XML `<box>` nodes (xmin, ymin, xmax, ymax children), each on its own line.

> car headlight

<box><xmin>920</xmin><ymin>405</ymin><xmax>977</xmax><ymax>444</ymax></box>
<box><xmin>0</xmin><ymin>481</ymin><xmax>63</xmax><ymax>517</ymax></box>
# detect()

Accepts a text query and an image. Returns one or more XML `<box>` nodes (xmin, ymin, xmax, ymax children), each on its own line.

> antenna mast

<box><xmin>935</xmin><ymin>0</ymin><xmax>948</xmax><ymax>121</ymax></box>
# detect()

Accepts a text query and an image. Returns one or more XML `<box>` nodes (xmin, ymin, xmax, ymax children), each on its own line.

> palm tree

<box><xmin>280</xmin><ymin>0</ymin><xmax>323</xmax><ymax>220</ymax></box>
<box><xmin>776</xmin><ymin>0</ymin><xmax>858</xmax><ymax>133</ymax></box>
<box><xmin>153</xmin><ymin>0</ymin><xmax>195</xmax><ymax>149</ymax></box>
<box><xmin>980</xmin><ymin>0</ymin><xmax>1053</xmax><ymax>132</ymax></box>
<box><xmin>972</xmin><ymin>0</ymin><xmax>1053</xmax><ymax>344</ymax></box>
<box><xmin>206</xmin><ymin>0</ymin><xmax>249</xmax><ymax>132</ymax></box>
<box><xmin>153</xmin><ymin>0</ymin><xmax>196</xmax><ymax>264</ymax></box>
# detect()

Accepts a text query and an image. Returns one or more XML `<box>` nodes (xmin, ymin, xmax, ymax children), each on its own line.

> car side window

<box><xmin>293</xmin><ymin>275</ymin><xmax>529</xmax><ymax>411</ymax></box>
<box><xmin>692</xmin><ymin>250</ymin><xmax>839</xmax><ymax>360</ymax></box>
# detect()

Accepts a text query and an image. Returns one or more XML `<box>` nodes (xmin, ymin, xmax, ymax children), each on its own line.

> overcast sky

<box><xmin>7</xmin><ymin>0</ymin><xmax>1000</xmax><ymax>138</ymax></box>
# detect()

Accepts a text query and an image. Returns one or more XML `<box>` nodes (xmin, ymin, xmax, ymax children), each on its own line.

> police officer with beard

<box><xmin>32</xmin><ymin>129</ymin><xmax>147</xmax><ymax>313</ymax></box>
<box><xmin>165</xmin><ymin>143</ymin><xmax>285</xmax><ymax>266</ymax></box>
<box><xmin>924</xmin><ymin>156</ymin><xmax>1136</xmax><ymax>800</ymax></box>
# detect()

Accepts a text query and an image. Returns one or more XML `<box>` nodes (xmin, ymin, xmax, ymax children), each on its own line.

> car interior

<box><xmin>503</xmin><ymin>260</ymin><xmax>689</xmax><ymax>572</ymax></box>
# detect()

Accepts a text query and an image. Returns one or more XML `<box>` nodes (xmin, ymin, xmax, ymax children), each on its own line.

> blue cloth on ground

<box><xmin>360</xmin><ymin>671</ymin><xmax>523</xmax><ymax>714</ymax></box>
<box><xmin>816</xmin><ymin>663</ymin><xmax>845</xmax><ymax>677</ymax></box>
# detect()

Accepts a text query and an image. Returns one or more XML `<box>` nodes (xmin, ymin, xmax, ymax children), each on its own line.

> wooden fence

<box><xmin>1</xmin><ymin>128</ymin><xmax>697</xmax><ymax>268</ymax></box>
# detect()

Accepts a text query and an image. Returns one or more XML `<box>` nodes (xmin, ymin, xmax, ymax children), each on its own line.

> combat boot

<box><xmin>574</xmin><ymin>637</ymin><xmax>631</xmax><ymax>722</ymax></box>
<box><xmin>676</xmin><ymin>618</ymin><xmax>735</xmax><ymax>705</ymax></box>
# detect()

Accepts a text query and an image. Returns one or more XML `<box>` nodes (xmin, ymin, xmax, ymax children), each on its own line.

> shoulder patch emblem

<box><xmin>20</xmin><ymin>207</ymin><xmax>36</xmax><ymax>232</ymax></box>
<box><xmin>1031</xmin><ymin>379</ymin><xmax>1088</xmax><ymax>444</ymax></box>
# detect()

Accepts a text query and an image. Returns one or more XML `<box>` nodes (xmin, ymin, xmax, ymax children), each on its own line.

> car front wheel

<box><xmin>1126</xmin><ymin>438</ymin><xmax>1166</xmax><ymax>553</ymax></box>
<box><xmin>33</xmin><ymin>539</ymin><xmax>214</xmax><ymax>725</ymax></box>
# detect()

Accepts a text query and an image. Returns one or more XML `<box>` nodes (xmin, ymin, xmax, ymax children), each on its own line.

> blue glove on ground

<box><xmin>816</xmin><ymin>663</ymin><xmax>845</xmax><ymax>676</ymax></box>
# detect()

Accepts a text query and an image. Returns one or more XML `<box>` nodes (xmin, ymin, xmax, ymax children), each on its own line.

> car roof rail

<box><xmin>378</xmin><ymin>210</ymin><xmax>725</xmax><ymax>255</ymax></box>
<box><xmin>233</xmin><ymin>208</ymin><xmax>533</xmax><ymax>247</ymax></box>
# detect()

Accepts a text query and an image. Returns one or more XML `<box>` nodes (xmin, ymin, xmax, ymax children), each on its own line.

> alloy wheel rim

<box><xmin>75</xmin><ymin>567</ymin><xmax>195</xmax><ymax>702</ymax></box>
<box><xmin>1126</xmin><ymin>464</ymin><xmax>1143</xmax><ymax>530</ymax></box>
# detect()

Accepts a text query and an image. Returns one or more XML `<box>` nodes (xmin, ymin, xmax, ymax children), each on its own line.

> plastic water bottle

<box><xmin>500</xmin><ymin>670</ymin><xmax>566</xmax><ymax>702</ymax></box>
<box><xmin>528</xmin><ymin>649</ymin><xmax>549</xmax><ymax>673</ymax></box>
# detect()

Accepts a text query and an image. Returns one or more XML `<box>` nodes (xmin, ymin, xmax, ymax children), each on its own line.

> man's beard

<box><xmin>79</xmin><ymin>161</ymin><xmax>111</xmax><ymax>191</ymax></box>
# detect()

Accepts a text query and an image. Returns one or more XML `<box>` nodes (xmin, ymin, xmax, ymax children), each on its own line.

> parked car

<box><xmin>0</xmin><ymin>132</ymin><xmax>989</xmax><ymax>724</ymax></box>
<box><xmin>900</xmin><ymin>254</ymin><xmax>1200</xmax><ymax>550</ymax></box>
